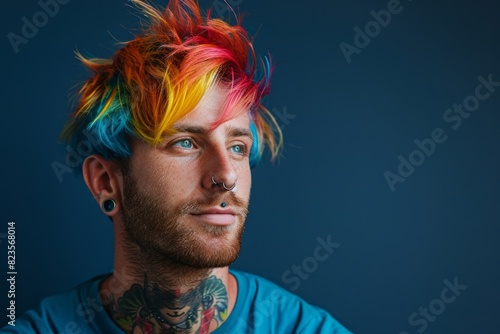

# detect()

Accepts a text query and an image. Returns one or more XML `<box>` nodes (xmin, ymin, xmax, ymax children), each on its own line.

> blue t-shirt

<box><xmin>0</xmin><ymin>270</ymin><xmax>352</xmax><ymax>333</ymax></box>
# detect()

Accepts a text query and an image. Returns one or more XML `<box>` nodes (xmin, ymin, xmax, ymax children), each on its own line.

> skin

<box><xmin>82</xmin><ymin>85</ymin><xmax>253</xmax><ymax>333</ymax></box>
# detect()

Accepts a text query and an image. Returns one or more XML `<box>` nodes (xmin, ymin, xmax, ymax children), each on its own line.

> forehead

<box><xmin>175</xmin><ymin>84</ymin><xmax>251</xmax><ymax>129</ymax></box>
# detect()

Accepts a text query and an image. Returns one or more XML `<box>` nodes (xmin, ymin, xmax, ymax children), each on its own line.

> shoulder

<box><xmin>226</xmin><ymin>270</ymin><xmax>352</xmax><ymax>334</ymax></box>
<box><xmin>0</xmin><ymin>274</ymin><xmax>114</xmax><ymax>334</ymax></box>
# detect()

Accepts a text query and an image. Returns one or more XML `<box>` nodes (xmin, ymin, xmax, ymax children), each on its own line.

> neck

<box><xmin>99</xmin><ymin>233</ymin><xmax>237</xmax><ymax>334</ymax></box>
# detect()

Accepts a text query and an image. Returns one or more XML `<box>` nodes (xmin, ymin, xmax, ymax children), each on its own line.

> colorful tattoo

<box><xmin>109</xmin><ymin>275</ymin><xmax>228</xmax><ymax>334</ymax></box>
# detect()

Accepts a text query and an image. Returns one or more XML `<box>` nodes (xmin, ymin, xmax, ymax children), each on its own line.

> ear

<box><xmin>82</xmin><ymin>155</ymin><xmax>123</xmax><ymax>218</ymax></box>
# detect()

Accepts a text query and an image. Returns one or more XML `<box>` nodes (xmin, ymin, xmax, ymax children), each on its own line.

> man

<box><xmin>1</xmin><ymin>0</ymin><xmax>351</xmax><ymax>333</ymax></box>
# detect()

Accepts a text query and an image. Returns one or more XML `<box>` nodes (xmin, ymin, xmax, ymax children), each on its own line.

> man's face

<box><xmin>120</xmin><ymin>85</ymin><xmax>253</xmax><ymax>269</ymax></box>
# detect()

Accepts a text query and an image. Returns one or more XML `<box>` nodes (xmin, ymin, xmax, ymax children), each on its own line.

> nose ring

<box><xmin>212</xmin><ymin>176</ymin><xmax>236</xmax><ymax>191</ymax></box>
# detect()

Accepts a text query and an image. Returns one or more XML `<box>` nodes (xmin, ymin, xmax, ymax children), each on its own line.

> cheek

<box><xmin>132</xmin><ymin>155</ymin><xmax>197</xmax><ymax>199</ymax></box>
<box><xmin>238</xmin><ymin>166</ymin><xmax>252</xmax><ymax>197</ymax></box>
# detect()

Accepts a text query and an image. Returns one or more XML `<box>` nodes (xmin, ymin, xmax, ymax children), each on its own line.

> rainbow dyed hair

<box><xmin>61</xmin><ymin>0</ymin><xmax>282</xmax><ymax>170</ymax></box>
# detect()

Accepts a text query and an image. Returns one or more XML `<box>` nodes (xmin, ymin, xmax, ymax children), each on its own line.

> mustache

<box><xmin>179</xmin><ymin>192</ymin><xmax>249</xmax><ymax>217</ymax></box>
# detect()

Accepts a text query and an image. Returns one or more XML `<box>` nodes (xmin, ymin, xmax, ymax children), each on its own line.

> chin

<box><xmin>179</xmin><ymin>236</ymin><xmax>242</xmax><ymax>268</ymax></box>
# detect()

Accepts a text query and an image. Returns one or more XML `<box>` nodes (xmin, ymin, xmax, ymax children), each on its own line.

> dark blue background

<box><xmin>1</xmin><ymin>0</ymin><xmax>499</xmax><ymax>333</ymax></box>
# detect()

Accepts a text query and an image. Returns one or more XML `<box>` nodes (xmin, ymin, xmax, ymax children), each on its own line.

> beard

<box><xmin>120</xmin><ymin>171</ymin><xmax>248</xmax><ymax>270</ymax></box>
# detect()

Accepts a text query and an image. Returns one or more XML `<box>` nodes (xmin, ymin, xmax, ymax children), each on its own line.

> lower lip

<box><xmin>191</xmin><ymin>214</ymin><xmax>236</xmax><ymax>226</ymax></box>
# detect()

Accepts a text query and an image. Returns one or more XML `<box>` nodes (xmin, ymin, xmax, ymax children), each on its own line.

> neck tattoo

<box><xmin>107</xmin><ymin>275</ymin><xmax>228</xmax><ymax>334</ymax></box>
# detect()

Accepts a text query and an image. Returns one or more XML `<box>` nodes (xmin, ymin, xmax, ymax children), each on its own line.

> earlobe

<box><xmin>82</xmin><ymin>155</ymin><xmax>122</xmax><ymax>217</ymax></box>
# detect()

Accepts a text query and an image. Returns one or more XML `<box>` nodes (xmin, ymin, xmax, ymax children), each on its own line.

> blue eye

<box><xmin>231</xmin><ymin>145</ymin><xmax>245</xmax><ymax>154</ymax></box>
<box><xmin>175</xmin><ymin>139</ymin><xmax>193</xmax><ymax>149</ymax></box>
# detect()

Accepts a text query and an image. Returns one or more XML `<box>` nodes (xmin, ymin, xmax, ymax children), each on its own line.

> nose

<box><xmin>203</xmin><ymin>146</ymin><xmax>238</xmax><ymax>193</ymax></box>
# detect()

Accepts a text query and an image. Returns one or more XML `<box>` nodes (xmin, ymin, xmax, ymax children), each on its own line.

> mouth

<box><xmin>190</xmin><ymin>207</ymin><xmax>237</xmax><ymax>226</ymax></box>
<box><xmin>190</xmin><ymin>213</ymin><xmax>236</xmax><ymax>226</ymax></box>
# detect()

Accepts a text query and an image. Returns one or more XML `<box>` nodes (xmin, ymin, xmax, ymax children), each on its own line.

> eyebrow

<box><xmin>172</xmin><ymin>124</ymin><xmax>254</xmax><ymax>143</ymax></box>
